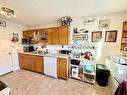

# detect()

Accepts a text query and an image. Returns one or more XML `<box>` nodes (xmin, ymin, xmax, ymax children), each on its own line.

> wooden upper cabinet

<box><xmin>47</xmin><ymin>26</ymin><xmax>69</xmax><ymax>45</ymax></box>
<box><xmin>123</xmin><ymin>21</ymin><xmax>127</xmax><ymax>31</ymax></box>
<box><xmin>57</xmin><ymin>58</ymin><xmax>68</xmax><ymax>80</ymax></box>
<box><xmin>122</xmin><ymin>21</ymin><xmax>127</xmax><ymax>38</ymax></box>
<box><xmin>23</xmin><ymin>30</ymin><xmax>34</xmax><ymax>38</ymax></box>
<box><xmin>33</xmin><ymin>29</ymin><xmax>48</xmax><ymax>43</ymax></box>
<box><xmin>47</xmin><ymin>28</ymin><xmax>59</xmax><ymax>44</ymax></box>
<box><xmin>47</xmin><ymin>28</ymin><xmax>53</xmax><ymax>44</ymax></box>
<box><xmin>51</xmin><ymin>28</ymin><xmax>59</xmax><ymax>44</ymax></box>
<box><xmin>22</xmin><ymin>26</ymin><xmax>69</xmax><ymax>44</ymax></box>
<box><xmin>53</xmin><ymin>28</ymin><xmax>59</xmax><ymax>44</ymax></box>
<box><xmin>121</xmin><ymin>21</ymin><xmax>127</xmax><ymax>51</ymax></box>
<box><xmin>59</xmin><ymin>26</ymin><xmax>69</xmax><ymax>45</ymax></box>
<box><xmin>38</xmin><ymin>29</ymin><xmax>48</xmax><ymax>42</ymax></box>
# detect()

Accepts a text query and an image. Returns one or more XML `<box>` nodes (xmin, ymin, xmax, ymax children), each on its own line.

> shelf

<box><xmin>70</xmin><ymin>76</ymin><xmax>82</xmax><ymax>80</ymax></box>
<box><xmin>82</xmin><ymin>64</ymin><xmax>96</xmax><ymax>84</ymax></box>
<box><xmin>83</xmin><ymin>74</ymin><xmax>95</xmax><ymax>84</ymax></box>
<box><xmin>73</xmin><ymin>33</ymin><xmax>88</xmax><ymax>41</ymax></box>
<box><xmin>70</xmin><ymin>64</ymin><xmax>79</xmax><ymax>67</ymax></box>
<box><xmin>83</xmin><ymin>71</ymin><xmax>95</xmax><ymax>76</ymax></box>
<box><xmin>39</xmin><ymin>40</ymin><xmax>48</xmax><ymax>42</ymax></box>
<box><xmin>70</xmin><ymin>63</ymin><xmax>96</xmax><ymax>84</ymax></box>
<box><xmin>33</xmin><ymin>40</ymin><xmax>48</xmax><ymax>43</ymax></box>
<box><xmin>73</xmin><ymin>33</ymin><xmax>88</xmax><ymax>35</ymax></box>
<box><xmin>70</xmin><ymin>57</ymin><xmax>95</xmax><ymax>62</ymax></box>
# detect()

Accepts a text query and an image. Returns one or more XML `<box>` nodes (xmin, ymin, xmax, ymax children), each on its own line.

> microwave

<box><xmin>22</xmin><ymin>37</ymin><xmax>33</xmax><ymax>44</ymax></box>
<box><xmin>60</xmin><ymin>50</ymin><xmax>71</xmax><ymax>55</ymax></box>
<box><xmin>23</xmin><ymin>46</ymin><xmax>34</xmax><ymax>52</ymax></box>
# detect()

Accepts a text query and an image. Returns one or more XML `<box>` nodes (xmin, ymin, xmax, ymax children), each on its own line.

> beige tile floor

<box><xmin>0</xmin><ymin>70</ymin><xmax>111</xmax><ymax>95</ymax></box>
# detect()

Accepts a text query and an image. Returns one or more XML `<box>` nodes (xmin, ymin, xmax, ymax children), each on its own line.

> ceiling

<box><xmin>0</xmin><ymin>0</ymin><xmax>127</xmax><ymax>27</ymax></box>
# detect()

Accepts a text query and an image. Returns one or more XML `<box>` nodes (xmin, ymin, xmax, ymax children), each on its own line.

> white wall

<box><xmin>29</xmin><ymin>22</ymin><xmax>60</xmax><ymax>30</ymax></box>
<box><xmin>0</xmin><ymin>19</ymin><xmax>27</xmax><ymax>46</ymax></box>
<box><xmin>0</xmin><ymin>18</ymin><xmax>27</xmax><ymax>71</ymax></box>
<box><xmin>29</xmin><ymin>12</ymin><xmax>126</xmax><ymax>63</ymax></box>
<box><xmin>71</xmin><ymin>12</ymin><xmax>126</xmax><ymax>63</ymax></box>
<box><xmin>125</xmin><ymin>11</ymin><xmax>127</xmax><ymax>20</ymax></box>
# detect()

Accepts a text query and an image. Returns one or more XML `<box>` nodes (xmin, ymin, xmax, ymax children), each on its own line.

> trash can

<box><xmin>96</xmin><ymin>64</ymin><xmax>110</xmax><ymax>87</ymax></box>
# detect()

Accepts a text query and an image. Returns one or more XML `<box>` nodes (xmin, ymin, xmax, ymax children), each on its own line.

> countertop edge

<box><xmin>18</xmin><ymin>52</ymin><xmax>70</xmax><ymax>59</ymax></box>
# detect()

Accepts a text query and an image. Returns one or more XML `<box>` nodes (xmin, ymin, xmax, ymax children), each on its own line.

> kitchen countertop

<box><xmin>106</xmin><ymin>57</ymin><xmax>127</xmax><ymax>68</ymax></box>
<box><xmin>18</xmin><ymin>51</ymin><xmax>70</xmax><ymax>59</ymax></box>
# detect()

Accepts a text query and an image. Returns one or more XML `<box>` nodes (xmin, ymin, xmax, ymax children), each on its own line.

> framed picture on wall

<box><xmin>99</xmin><ymin>19</ymin><xmax>110</xmax><ymax>29</ymax></box>
<box><xmin>105</xmin><ymin>30</ymin><xmax>117</xmax><ymax>42</ymax></box>
<box><xmin>0</xmin><ymin>20</ymin><xmax>6</xmax><ymax>27</ymax></box>
<box><xmin>91</xmin><ymin>31</ymin><xmax>102</xmax><ymax>42</ymax></box>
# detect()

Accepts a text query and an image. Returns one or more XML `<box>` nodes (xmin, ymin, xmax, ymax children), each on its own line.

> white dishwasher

<box><xmin>44</xmin><ymin>57</ymin><xmax>57</xmax><ymax>78</ymax></box>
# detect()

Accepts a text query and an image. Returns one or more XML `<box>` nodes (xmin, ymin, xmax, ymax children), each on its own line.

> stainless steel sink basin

<box><xmin>30</xmin><ymin>51</ymin><xmax>47</xmax><ymax>55</ymax></box>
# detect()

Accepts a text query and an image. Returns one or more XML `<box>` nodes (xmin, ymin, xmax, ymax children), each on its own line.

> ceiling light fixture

<box><xmin>0</xmin><ymin>7</ymin><xmax>16</xmax><ymax>18</ymax></box>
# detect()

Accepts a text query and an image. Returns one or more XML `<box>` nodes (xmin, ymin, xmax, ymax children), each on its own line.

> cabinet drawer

<box><xmin>58</xmin><ymin>58</ymin><xmax>67</xmax><ymax>63</ymax></box>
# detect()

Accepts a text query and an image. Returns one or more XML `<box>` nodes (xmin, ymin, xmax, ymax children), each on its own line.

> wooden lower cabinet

<box><xmin>18</xmin><ymin>54</ymin><xmax>44</xmax><ymax>73</ymax></box>
<box><xmin>19</xmin><ymin>54</ymin><xmax>29</xmax><ymax>69</ymax></box>
<box><xmin>35</xmin><ymin>56</ymin><xmax>44</xmax><ymax>73</ymax></box>
<box><xmin>27</xmin><ymin>55</ymin><xmax>36</xmax><ymax>71</ymax></box>
<box><xmin>57</xmin><ymin>58</ymin><xmax>68</xmax><ymax>80</ymax></box>
<box><xmin>19</xmin><ymin>54</ymin><xmax>69</xmax><ymax>80</ymax></box>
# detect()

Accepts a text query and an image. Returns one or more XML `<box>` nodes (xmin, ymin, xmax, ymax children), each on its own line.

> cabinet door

<box><xmin>52</xmin><ymin>28</ymin><xmax>59</xmax><ymax>44</ymax></box>
<box><xmin>59</xmin><ymin>27</ymin><xmax>69</xmax><ymax>45</ymax></box>
<box><xmin>121</xmin><ymin>21</ymin><xmax>127</xmax><ymax>50</ymax></box>
<box><xmin>28</xmin><ymin>55</ymin><xmax>36</xmax><ymax>71</ymax></box>
<box><xmin>35</xmin><ymin>56</ymin><xmax>44</xmax><ymax>73</ymax></box>
<box><xmin>47</xmin><ymin>29</ymin><xmax>53</xmax><ymax>44</ymax></box>
<box><xmin>23</xmin><ymin>30</ymin><xmax>34</xmax><ymax>38</ymax></box>
<box><xmin>18</xmin><ymin>54</ymin><xmax>29</xmax><ymax>69</ymax></box>
<box><xmin>48</xmin><ymin>28</ymin><xmax>59</xmax><ymax>44</ymax></box>
<box><xmin>123</xmin><ymin>21</ymin><xmax>127</xmax><ymax>31</ymax></box>
<box><xmin>47</xmin><ymin>26</ymin><xmax>69</xmax><ymax>45</ymax></box>
<box><xmin>57</xmin><ymin>58</ymin><xmax>68</xmax><ymax>80</ymax></box>
<box><xmin>23</xmin><ymin>31</ymin><xmax>28</xmax><ymax>37</ymax></box>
